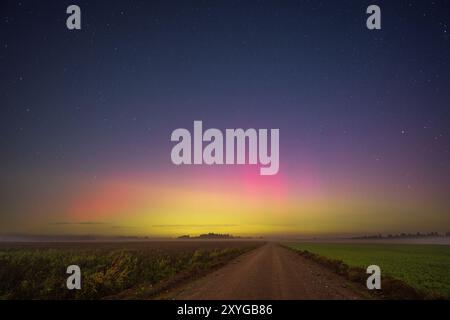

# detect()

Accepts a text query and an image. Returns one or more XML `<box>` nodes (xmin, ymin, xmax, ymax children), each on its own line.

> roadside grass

<box><xmin>286</xmin><ymin>243</ymin><xmax>450</xmax><ymax>299</ymax></box>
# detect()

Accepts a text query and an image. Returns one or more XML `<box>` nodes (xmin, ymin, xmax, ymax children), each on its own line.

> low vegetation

<box><xmin>287</xmin><ymin>243</ymin><xmax>450</xmax><ymax>299</ymax></box>
<box><xmin>0</xmin><ymin>241</ymin><xmax>260</xmax><ymax>300</ymax></box>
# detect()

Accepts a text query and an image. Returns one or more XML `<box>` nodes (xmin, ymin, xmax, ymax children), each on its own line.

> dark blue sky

<box><xmin>0</xmin><ymin>1</ymin><xmax>449</xmax><ymax>235</ymax></box>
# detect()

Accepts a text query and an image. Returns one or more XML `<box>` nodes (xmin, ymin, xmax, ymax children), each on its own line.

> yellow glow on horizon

<box><xmin>6</xmin><ymin>173</ymin><xmax>449</xmax><ymax>237</ymax></box>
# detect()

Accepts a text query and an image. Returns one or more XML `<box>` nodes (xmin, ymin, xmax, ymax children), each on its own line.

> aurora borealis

<box><xmin>1</xmin><ymin>0</ymin><xmax>449</xmax><ymax>237</ymax></box>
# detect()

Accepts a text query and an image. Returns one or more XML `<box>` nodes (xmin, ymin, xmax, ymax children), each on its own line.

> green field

<box><xmin>0</xmin><ymin>241</ymin><xmax>260</xmax><ymax>300</ymax></box>
<box><xmin>287</xmin><ymin>243</ymin><xmax>450</xmax><ymax>298</ymax></box>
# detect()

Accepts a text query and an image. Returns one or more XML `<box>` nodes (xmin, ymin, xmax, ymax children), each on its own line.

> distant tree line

<box><xmin>353</xmin><ymin>231</ymin><xmax>450</xmax><ymax>240</ymax></box>
<box><xmin>178</xmin><ymin>233</ymin><xmax>239</xmax><ymax>239</ymax></box>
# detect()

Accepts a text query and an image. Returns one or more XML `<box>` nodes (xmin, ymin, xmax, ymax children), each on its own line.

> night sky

<box><xmin>1</xmin><ymin>0</ymin><xmax>449</xmax><ymax>237</ymax></box>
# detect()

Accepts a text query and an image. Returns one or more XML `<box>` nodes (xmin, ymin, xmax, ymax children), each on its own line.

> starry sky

<box><xmin>0</xmin><ymin>0</ymin><xmax>449</xmax><ymax>237</ymax></box>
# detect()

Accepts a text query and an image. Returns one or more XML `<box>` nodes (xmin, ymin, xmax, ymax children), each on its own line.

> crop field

<box><xmin>0</xmin><ymin>241</ymin><xmax>261</xmax><ymax>300</ymax></box>
<box><xmin>287</xmin><ymin>243</ymin><xmax>450</xmax><ymax>298</ymax></box>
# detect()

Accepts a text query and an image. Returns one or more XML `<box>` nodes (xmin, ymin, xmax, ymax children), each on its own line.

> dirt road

<box><xmin>169</xmin><ymin>243</ymin><xmax>364</xmax><ymax>300</ymax></box>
